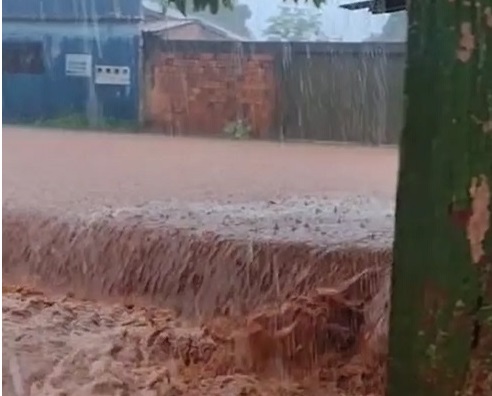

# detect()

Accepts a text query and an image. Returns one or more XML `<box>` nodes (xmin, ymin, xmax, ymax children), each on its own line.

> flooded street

<box><xmin>3</xmin><ymin>127</ymin><xmax>397</xmax><ymax>211</ymax></box>
<box><xmin>3</xmin><ymin>127</ymin><xmax>397</xmax><ymax>395</ymax></box>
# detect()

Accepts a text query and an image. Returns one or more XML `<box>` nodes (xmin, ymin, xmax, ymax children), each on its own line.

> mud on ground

<box><xmin>3</xmin><ymin>127</ymin><xmax>397</xmax><ymax>396</ymax></box>
<box><xmin>3</xmin><ymin>279</ymin><xmax>388</xmax><ymax>396</ymax></box>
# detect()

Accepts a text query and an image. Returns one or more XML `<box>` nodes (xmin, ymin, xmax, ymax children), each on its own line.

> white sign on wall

<box><xmin>95</xmin><ymin>65</ymin><xmax>131</xmax><ymax>86</ymax></box>
<box><xmin>65</xmin><ymin>54</ymin><xmax>92</xmax><ymax>77</ymax></box>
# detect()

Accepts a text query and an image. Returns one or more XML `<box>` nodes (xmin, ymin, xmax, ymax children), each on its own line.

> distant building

<box><xmin>142</xmin><ymin>17</ymin><xmax>247</xmax><ymax>41</ymax></box>
<box><xmin>141</xmin><ymin>0</ymin><xmax>246</xmax><ymax>41</ymax></box>
<box><xmin>2</xmin><ymin>0</ymin><xmax>142</xmax><ymax>125</ymax></box>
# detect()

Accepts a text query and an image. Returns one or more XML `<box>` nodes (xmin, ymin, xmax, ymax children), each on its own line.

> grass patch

<box><xmin>32</xmin><ymin>114</ymin><xmax>138</xmax><ymax>132</ymax></box>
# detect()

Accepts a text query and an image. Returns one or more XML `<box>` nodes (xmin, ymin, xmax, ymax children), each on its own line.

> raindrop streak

<box><xmin>3</xmin><ymin>5</ymin><xmax>405</xmax><ymax>392</ymax></box>
<box><xmin>81</xmin><ymin>0</ymin><xmax>98</xmax><ymax>126</ymax></box>
<box><xmin>90</xmin><ymin>0</ymin><xmax>103</xmax><ymax>58</ymax></box>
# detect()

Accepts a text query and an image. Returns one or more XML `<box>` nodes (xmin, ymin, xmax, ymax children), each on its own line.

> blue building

<box><xmin>2</xmin><ymin>0</ymin><xmax>142</xmax><ymax>125</ymax></box>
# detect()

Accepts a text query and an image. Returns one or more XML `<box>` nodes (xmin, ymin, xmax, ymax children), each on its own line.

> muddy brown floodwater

<box><xmin>3</xmin><ymin>127</ymin><xmax>398</xmax><ymax>396</ymax></box>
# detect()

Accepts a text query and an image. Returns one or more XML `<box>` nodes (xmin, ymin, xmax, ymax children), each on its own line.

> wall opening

<box><xmin>3</xmin><ymin>41</ymin><xmax>45</xmax><ymax>74</ymax></box>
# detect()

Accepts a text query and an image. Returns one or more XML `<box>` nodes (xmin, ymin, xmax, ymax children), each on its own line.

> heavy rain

<box><xmin>2</xmin><ymin>1</ymin><xmax>408</xmax><ymax>395</ymax></box>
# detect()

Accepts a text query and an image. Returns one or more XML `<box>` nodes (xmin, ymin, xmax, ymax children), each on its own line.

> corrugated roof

<box><xmin>4</xmin><ymin>0</ymin><xmax>142</xmax><ymax>21</ymax></box>
<box><xmin>142</xmin><ymin>17</ymin><xmax>246</xmax><ymax>41</ymax></box>
<box><xmin>141</xmin><ymin>19</ymin><xmax>191</xmax><ymax>33</ymax></box>
<box><xmin>192</xmin><ymin>19</ymin><xmax>246</xmax><ymax>41</ymax></box>
<box><xmin>340</xmin><ymin>0</ymin><xmax>406</xmax><ymax>13</ymax></box>
<box><xmin>142</xmin><ymin>0</ymin><xmax>187</xmax><ymax>19</ymax></box>
<box><xmin>141</xmin><ymin>0</ymin><xmax>246</xmax><ymax>41</ymax></box>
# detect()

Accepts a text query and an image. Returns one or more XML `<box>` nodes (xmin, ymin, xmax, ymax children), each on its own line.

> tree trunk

<box><xmin>387</xmin><ymin>1</ymin><xmax>492</xmax><ymax>396</ymax></box>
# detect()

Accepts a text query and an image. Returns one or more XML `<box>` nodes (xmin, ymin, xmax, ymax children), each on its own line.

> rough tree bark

<box><xmin>387</xmin><ymin>1</ymin><xmax>492</xmax><ymax>396</ymax></box>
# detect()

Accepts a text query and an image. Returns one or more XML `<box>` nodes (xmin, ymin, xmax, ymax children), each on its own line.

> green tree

<box><xmin>263</xmin><ymin>5</ymin><xmax>323</xmax><ymax>41</ymax></box>
<box><xmin>166</xmin><ymin>0</ymin><xmax>326</xmax><ymax>14</ymax></box>
<box><xmin>387</xmin><ymin>0</ymin><xmax>492</xmax><ymax>394</ymax></box>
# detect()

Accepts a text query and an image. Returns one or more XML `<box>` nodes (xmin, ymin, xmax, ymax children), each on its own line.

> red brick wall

<box><xmin>144</xmin><ymin>51</ymin><xmax>276</xmax><ymax>138</ymax></box>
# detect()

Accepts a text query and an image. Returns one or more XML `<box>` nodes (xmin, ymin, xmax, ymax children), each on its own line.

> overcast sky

<box><xmin>148</xmin><ymin>0</ymin><xmax>391</xmax><ymax>41</ymax></box>
<box><xmin>242</xmin><ymin>0</ymin><xmax>389</xmax><ymax>41</ymax></box>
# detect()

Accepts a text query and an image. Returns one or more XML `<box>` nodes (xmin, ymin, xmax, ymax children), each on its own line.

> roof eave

<box><xmin>340</xmin><ymin>0</ymin><xmax>406</xmax><ymax>14</ymax></box>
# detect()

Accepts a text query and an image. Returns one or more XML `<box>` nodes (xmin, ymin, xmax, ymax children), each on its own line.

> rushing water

<box><xmin>3</xmin><ymin>1</ymin><xmax>403</xmax><ymax>394</ymax></box>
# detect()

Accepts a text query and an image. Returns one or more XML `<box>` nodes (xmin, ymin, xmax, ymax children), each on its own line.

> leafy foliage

<box><xmin>223</xmin><ymin>119</ymin><xmax>251</xmax><ymax>139</ymax></box>
<box><xmin>166</xmin><ymin>0</ymin><xmax>326</xmax><ymax>15</ymax></box>
<box><xmin>263</xmin><ymin>5</ymin><xmax>322</xmax><ymax>41</ymax></box>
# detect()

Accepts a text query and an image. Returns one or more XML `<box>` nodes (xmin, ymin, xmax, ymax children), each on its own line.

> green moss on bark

<box><xmin>387</xmin><ymin>1</ymin><xmax>492</xmax><ymax>395</ymax></box>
